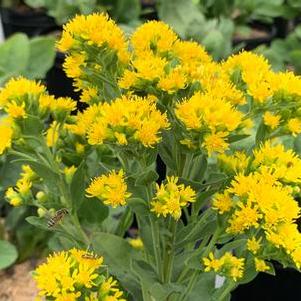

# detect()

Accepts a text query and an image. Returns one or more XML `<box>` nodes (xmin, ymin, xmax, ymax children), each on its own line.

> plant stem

<box><xmin>163</xmin><ymin>218</ymin><xmax>177</xmax><ymax>283</ymax></box>
<box><xmin>179</xmin><ymin>270</ymin><xmax>200</xmax><ymax>301</ymax></box>
<box><xmin>115</xmin><ymin>206</ymin><xmax>132</xmax><ymax>237</ymax></box>
<box><xmin>150</xmin><ymin>216</ymin><xmax>164</xmax><ymax>282</ymax></box>
<box><xmin>218</xmin><ymin>281</ymin><xmax>236</xmax><ymax>301</ymax></box>
<box><xmin>203</xmin><ymin>227</ymin><xmax>221</xmax><ymax>258</ymax></box>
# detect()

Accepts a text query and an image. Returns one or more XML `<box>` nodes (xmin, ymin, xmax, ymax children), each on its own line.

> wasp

<box><xmin>47</xmin><ymin>208</ymin><xmax>69</xmax><ymax>228</ymax></box>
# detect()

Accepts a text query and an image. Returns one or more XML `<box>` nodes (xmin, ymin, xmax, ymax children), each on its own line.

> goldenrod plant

<box><xmin>1</xmin><ymin>13</ymin><xmax>301</xmax><ymax>301</ymax></box>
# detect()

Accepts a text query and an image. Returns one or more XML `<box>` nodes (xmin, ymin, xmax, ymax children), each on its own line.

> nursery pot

<box><xmin>0</xmin><ymin>6</ymin><xmax>55</xmax><ymax>38</ymax></box>
<box><xmin>45</xmin><ymin>51</ymin><xmax>80</xmax><ymax>102</ymax></box>
<box><xmin>140</xmin><ymin>0</ymin><xmax>158</xmax><ymax>20</ymax></box>
<box><xmin>233</xmin><ymin>22</ymin><xmax>277</xmax><ymax>50</ymax></box>
<box><xmin>231</xmin><ymin>265</ymin><xmax>301</xmax><ymax>301</ymax></box>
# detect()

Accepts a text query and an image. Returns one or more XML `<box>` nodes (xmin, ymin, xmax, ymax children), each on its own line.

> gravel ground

<box><xmin>0</xmin><ymin>261</ymin><xmax>39</xmax><ymax>301</ymax></box>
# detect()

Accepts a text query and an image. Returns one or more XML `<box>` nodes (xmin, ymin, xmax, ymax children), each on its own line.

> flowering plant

<box><xmin>1</xmin><ymin>13</ymin><xmax>301</xmax><ymax>301</ymax></box>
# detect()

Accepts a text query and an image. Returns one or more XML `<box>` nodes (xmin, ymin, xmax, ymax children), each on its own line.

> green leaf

<box><xmin>255</xmin><ymin>121</ymin><xmax>268</xmax><ymax>144</ymax></box>
<box><xmin>157</xmin><ymin>0</ymin><xmax>205</xmax><ymax>37</ymax></box>
<box><xmin>0</xmin><ymin>33</ymin><xmax>29</xmax><ymax>78</ymax></box>
<box><xmin>134</xmin><ymin>169</ymin><xmax>158</xmax><ymax>186</ymax></box>
<box><xmin>70</xmin><ymin>161</ymin><xmax>86</xmax><ymax>212</ymax></box>
<box><xmin>127</xmin><ymin>198</ymin><xmax>149</xmax><ymax>216</ymax></box>
<box><xmin>78</xmin><ymin>198</ymin><xmax>109</xmax><ymax>226</ymax></box>
<box><xmin>26</xmin><ymin>216</ymin><xmax>49</xmax><ymax>231</ymax></box>
<box><xmin>189</xmin><ymin>154</ymin><xmax>207</xmax><ymax>182</ymax></box>
<box><xmin>0</xmin><ymin>240</ymin><xmax>18</xmax><ymax>270</ymax></box>
<box><xmin>23</xmin><ymin>36</ymin><xmax>56</xmax><ymax>79</ymax></box>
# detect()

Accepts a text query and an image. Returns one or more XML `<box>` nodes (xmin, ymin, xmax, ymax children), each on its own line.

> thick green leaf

<box><xmin>78</xmin><ymin>198</ymin><xmax>109</xmax><ymax>226</ymax></box>
<box><xmin>0</xmin><ymin>240</ymin><xmax>18</xmax><ymax>270</ymax></box>
<box><xmin>26</xmin><ymin>216</ymin><xmax>49</xmax><ymax>231</ymax></box>
<box><xmin>23</xmin><ymin>36</ymin><xmax>56</xmax><ymax>79</ymax></box>
<box><xmin>70</xmin><ymin>161</ymin><xmax>86</xmax><ymax>212</ymax></box>
<box><xmin>189</xmin><ymin>154</ymin><xmax>207</xmax><ymax>182</ymax></box>
<box><xmin>0</xmin><ymin>33</ymin><xmax>29</xmax><ymax>77</ymax></box>
<box><xmin>134</xmin><ymin>169</ymin><xmax>158</xmax><ymax>186</ymax></box>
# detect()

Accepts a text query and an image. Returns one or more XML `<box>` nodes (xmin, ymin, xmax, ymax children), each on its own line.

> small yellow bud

<box><xmin>37</xmin><ymin>208</ymin><xmax>46</xmax><ymax>217</ymax></box>
<box><xmin>36</xmin><ymin>191</ymin><xmax>47</xmax><ymax>203</ymax></box>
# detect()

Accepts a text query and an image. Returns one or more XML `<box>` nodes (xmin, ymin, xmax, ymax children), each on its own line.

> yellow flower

<box><xmin>46</xmin><ymin>121</ymin><xmax>59</xmax><ymax>147</ymax></box>
<box><xmin>0</xmin><ymin>117</ymin><xmax>13</xmax><ymax>155</ymax></box>
<box><xmin>63</xmin><ymin>54</ymin><xmax>86</xmax><ymax>79</ymax></box>
<box><xmin>34</xmin><ymin>249</ymin><xmax>123</xmax><ymax>300</ymax></box>
<box><xmin>253</xmin><ymin>141</ymin><xmax>301</xmax><ymax>183</ymax></box>
<box><xmin>86</xmin><ymin>95</ymin><xmax>169</xmax><ymax>148</ymax></box>
<box><xmin>288</xmin><ymin>118</ymin><xmax>301</xmax><ymax>136</ymax></box>
<box><xmin>51</xmin><ymin>97</ymin><xmax>77</xmax><ymax>114</ymax></box>
<box><xmin>247</xmin><ymin>237</ymin><xmax>262</xmax><ymax>254</ymax></box>
<box><xmin>212</xmin><ymin>192</ymin><xmax>232</xmax><ymax>214</ymax></box>
<box><xmin>58</xmin><ymin>13</ymin><xmax>129</xmax><ymax>64</ymax></box>
<box><xmin>203</xmin><ymin>132</ymin><xmax>229</xmax><ymax>155</ymax></box>
<box><xmin>203</xmin><ymin>252</ymin><xmax>244</xmax><ymax>281</ymax></box>
<box><xmin>203</xmin><ymin>252</ymin><xmax>223</xmax><ymax>272</ymax></box>
<box><xmin>5</xmin><ymin>101</ymin><xmax>26</xmax><ymax>119</ymax></box>
<box><xmin>131</xmin><ymin>20</ymin><xmax>178</xmax><ymax>56</ymax></box>
<box><xmin>227</xmin><ymin>201</ymin><xmax>262</xmax><ymax>234</ymax></box>
<box><xmin>80</xmin><ymin>87</ymin><xmax>98</xmax><ymax>103</ymax></box>
<box><xmin>218</xmin><ymin>151</ymin><xmax>249</xmax><ymax>174</ymax></box>
<box><xmin>132</xmin><ymin>53</ymin><xmax>167</xmax><ymax>81</ymax></box>
<box><xmin>128</xmin><ymin>238</ymin><xmax>144</xmax><ymax>249</ymax></box>
<box><xmin>0</xmin><ymin>77</ymin><xmax>45</xmax><ymax>108</ymax></box>
<box><xmin>254</xmin><ymin>258</ymin><xmax>270</xmax><ymax>272</ymax></box>
<box><xmin>151</xmin><ymin>176</ymin><xmax>196</xmax><ymax>220</ymax></box>
<box><xmin>263</xmin><ymin>111</ymin><xmax>281</xmax><ymax>129</ymax></box>
<box><xmin>158</xmin><ymin>68</ymin><xmax>187</xmax><ymax>93</ymax></box>
<box><xmin>86</xmin><ymin>170</ymin><xmax>131</xmax><ymax>207</ymax></box>
<box><xmin>64</xmin><ymin>165</ymin><xmax>77</xmax><ymax>184</ymax></box>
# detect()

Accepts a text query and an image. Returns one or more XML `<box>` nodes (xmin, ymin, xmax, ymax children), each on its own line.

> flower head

<box><xmin>86</xmin><ymin>170</ymin><xmax>131</xmax><ymax>207</ymax></box>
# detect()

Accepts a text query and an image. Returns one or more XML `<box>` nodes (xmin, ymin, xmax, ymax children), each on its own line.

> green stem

<box><xmin>179</xmin><ymin>270</ymin><xmax>199</xmax><ymax>301</ymax></box>
<box><xmin>115</xmin><ymin>206</ymin><xmax>132</xmax><ymax>237</ymax></box>
<box><xmin>203</xmin><ymin>227</ymin><xmax>221</xmax><ymax>258</ymax></box>
<box><xmin>145</xmin><ymin>184</ymin><xmax>164</xmax><ymax>282</ymax></box>
<box><xmin>163</xmin><ymin>218</ymin><xmax>177</xmax><ymax>283</ymax></box>
<box><xmin>182</xmin><ymin>153</ymin><xmax>194</xmax><ymax>178</ymax></box>
<box><xmin>218</xmin><ymin>281</ymin><xmax>236</xmax><ymax>301</ymax></box>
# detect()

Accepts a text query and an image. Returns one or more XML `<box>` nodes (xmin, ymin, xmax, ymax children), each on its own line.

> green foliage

<box><xmin>0</xmin><ymin>240</ymin><xmax>18</xmax><ymax>269</ymax></box>
<box><xmin>0</xmin><ymin>33</ymin><xmax>55</xmax><ymax>85</ymax></box>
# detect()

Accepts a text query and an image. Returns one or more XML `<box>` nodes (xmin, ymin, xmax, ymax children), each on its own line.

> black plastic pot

<box><xmin>140</xmin><ymin>0</ymin><xmax>158</xmax><ymax>20</ymax></box>
<box><xmin>45</xmin><ymin>51</ymin><xmax>80</xmax><ymax>101</ymax></box>
<box><xmin>231</xmin><ymin>266</ymin><xmax>301</xmax><ymax>301</ymax></box>
<box><xmin>0</xmin><ymin>7</ymin><xmax>56</xmax><ymax>38</ymax></box>
<box><xmin>233</xmin><ymin>22</ymin><xmax>277</xmax><ymax>50</ymax></box>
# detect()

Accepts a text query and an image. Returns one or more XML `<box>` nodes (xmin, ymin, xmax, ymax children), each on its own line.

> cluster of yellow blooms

<box><xmin>213</xmin><ymin>141</ymin><xmax>301</xmax><ymax>269</ymax></box>
<box><xmin>57</xmin><ymin>13</ymin><xmax>129</xmax><ymax>101</ymax></box>
<box><xmin>67</xmin><ymin>95</ymin><xmax>169</xmax><ymax>148</ymax></box>
<box><xmin>86</xmin><ymin>170</ymin><xmax>131</xmax><ymax>208</ymax></box>
<box><xmin>34</xmin><ymin>248</ymin><xmax>126</xmax><ymax>301</ymax></box>
<box><xmin>5</xmin><ymin>165</ymin><xmax>37</xmax><ymax>206</ymax></box>
<box><xmin>151</xmin><ymin>176</ymin><xmax>196</xmax><ymax>220</ymax></box>
<box><xmin>0</xmin><ymin>77</ymin><xmax>77</xmax><ymax>154</ymax></box>
<box><xmin>203</xmin><ymin>252</ymin><xmax>245</xmax><ymax>281</ymax></box>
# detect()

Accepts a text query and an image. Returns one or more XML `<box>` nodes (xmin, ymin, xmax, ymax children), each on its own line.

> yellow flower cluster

<box><xmin>213</xmin><ymin>141</ymin><xmax>301</xmax><ymax>268</ymax></box>
<box><xmin>218</xmin><ymin>151</ymin><xmax>249</xmax><ymax>174</ymax></box>
<box><xmin>0</xmin><ymin>117</ymin><xmax>13</xmax><ymax>155</ymax></box>
<box><xmin>252</xmin><ymin>141</ymin><xmax>301</xmax><ymax>183</ymax></box>
<box><xmin>175</xmin><ymin>92</ymin><xmax>244</xmax><ymax>154</ymax></box>
<box><xmin>71</xmin><ymin>95</ymin><xmax>170</xmax><ymax>148</ymax></box>
<box><xmin>86</xmin><ymin>170</ymin><xmax>131</xmax><ymax>207</ymax></box>
<box><xmin>57</xmin><ymin>13</ymin><xmax>129</xmax><ymax>94</ymax></box>
<box><xmin>203</xmin><ymin>252</ymin><xmax>245</xmax><ymax>281</ymax></box>
<box><xmin>34</xmin><ymin>249</ymin><xmax>126</xmax><ymax>301</ymax></box>
<box><xmin>5</xmin><ymin>165</ymin><xmax>37</xmax><ymax>206</ymax></box>
<box><xmin>119</xmin><ymin>21</ymin><xmax>213</xmax><ymax>95</ymax></box>
<box><xmin>151</xmin><ymin>176</ymin><xmax>196</xmax><ymax>220</ymax></box>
